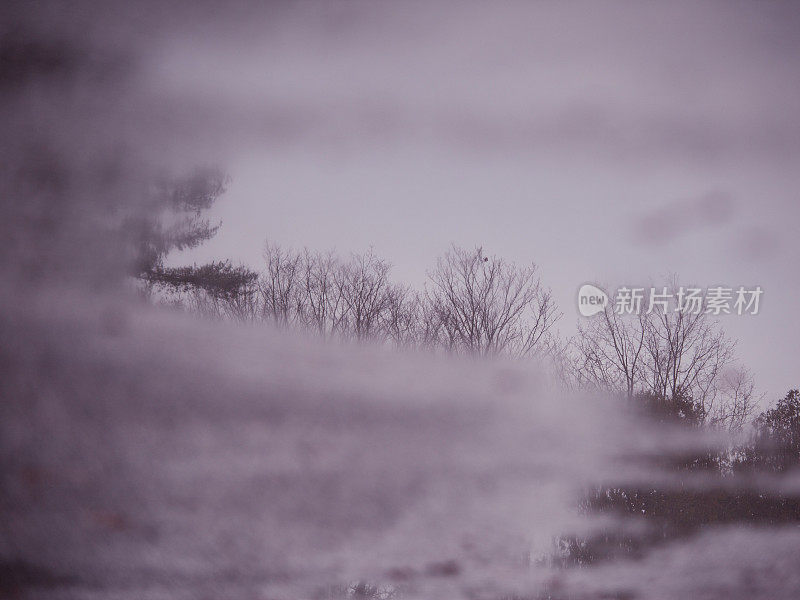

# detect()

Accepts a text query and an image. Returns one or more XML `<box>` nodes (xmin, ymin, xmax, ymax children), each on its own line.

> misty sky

<box><xmin>159</xmin><ymin>2</ymin><xmax>800</xmax><ymax>399</ymax></box>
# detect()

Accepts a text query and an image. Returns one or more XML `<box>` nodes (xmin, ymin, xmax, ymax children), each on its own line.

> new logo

<box><xmin>578</xmin><ymin>284</ymin><xmax>609</xmax><ymax>317</ymax></box>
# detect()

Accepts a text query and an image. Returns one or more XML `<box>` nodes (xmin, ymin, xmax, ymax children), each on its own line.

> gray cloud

<box><xmin>631</xmin><ymin>191</ymin><xmax>737</xmax><ymax>246</ymax></box>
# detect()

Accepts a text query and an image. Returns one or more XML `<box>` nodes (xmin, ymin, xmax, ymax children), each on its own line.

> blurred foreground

<box><xmin>2</xmin><ymin>291</ymin><xmax>800</xmax><ymax>599</ymax></box>
<box><xmin>2</xmin><ymin>2</ymin><xmax>800</xmax><ymax>598</ymax></box>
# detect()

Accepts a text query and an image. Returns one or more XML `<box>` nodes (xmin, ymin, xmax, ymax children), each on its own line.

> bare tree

<box><xmin>572</xmin><ymin>279</ymin><xmax>754</xmax><ymax>428</ymax></box>
<box><xmin>381</xmin><ymin>284</ymin><xmax>422</xmax><ymax>349</ymax></box>
<box><xmin>261</xmin><ymin>242</ymin><xmax>303</xmax><ymax>328</ymax></box>
<box><xmin>170</xmin><ymin>242</ymin><xmax>566</xmax><ymax>362</ymax></box>
<box><xmin>575</xmin><ymin>307</ymin><xmax>648</xmax><ymax>397</ymax></box>
<box><xmin>299</xmin><ymin>249</ymin><xmax>346</xmax><ymax>338</ymax></box>
<box><xmin>425</xmin><ymin>245</ymin><xmax>560</xmax><ymax>358</ymax></box>
<box><xmin>335</xmin><ymin>250</ymin><xmax>393</xmax><ymax>341</ymax></box>
<box><xmin>708</xmin><ymin>365</ymin><xmax>759</xmax><ymax>432</ymax></box>
<box><xmin>643</xmin><ymin>306</ymin><xmax>735</xmax><ymax>420</ymax></box>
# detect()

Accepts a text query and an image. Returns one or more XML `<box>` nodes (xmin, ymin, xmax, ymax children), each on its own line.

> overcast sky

<box><xmin>158</xmin><ymin>2</ymin><xmax>800</xmax><ymax>399</ymax></box>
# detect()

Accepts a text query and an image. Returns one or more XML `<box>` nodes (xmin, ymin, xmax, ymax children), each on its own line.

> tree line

<box><xmin>134</xmin><ymin>167</ymin><xmax>800</xmax><ymax>571</ymax></box>
<box><xmin>133</xmin><ymin>168</ymin><xmax>785</xmax><ymax>438</ymax></box>
<box><xmin>148</xmin><ymin>243</ymin><xmax>560</xmax><ymax>358</ymax></box>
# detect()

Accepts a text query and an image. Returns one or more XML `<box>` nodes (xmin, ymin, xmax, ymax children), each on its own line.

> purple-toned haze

<box><xmin>161</xmin><ymin>2</ymin><xmax>800</xmax><ymax>399</ymax></box>
<box><xmin>4</xmin><ymin>3</ymin><xmax>800</xmax><ymax>599</ymax></box>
